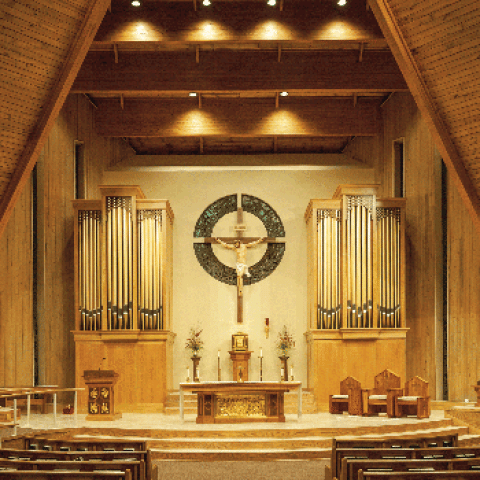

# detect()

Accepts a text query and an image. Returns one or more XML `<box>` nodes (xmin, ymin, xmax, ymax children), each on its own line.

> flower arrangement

<box><xmin>185</xmin><ymin>327</ymin><xmax>203</xmax><ymax>356</ymax></box>
<box><xmin>276</xmin><ymin>325</ymin><xmax>295</xmax><ymax>358</ymax></box>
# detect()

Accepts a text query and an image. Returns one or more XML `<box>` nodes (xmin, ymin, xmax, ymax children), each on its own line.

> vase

<box><xmin>279</xmin><ymin>356</ymin><xmax>289</xmax><ymax>382</ymax></box>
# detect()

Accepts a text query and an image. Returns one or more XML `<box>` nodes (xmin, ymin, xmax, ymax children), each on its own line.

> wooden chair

<box><xmin>361</xmin><ymin>369</ymin><xmax>402</xmax><ymax>417</ymax></box>
<box><xmin>329</xmin><ymin>376</ymin><xmax>362</xmax><ymax>415</ymax></box>
<box><xmin>394</xmin><ymin>376</ymin><xmax>430</xmax><ymax>418</ymax></box>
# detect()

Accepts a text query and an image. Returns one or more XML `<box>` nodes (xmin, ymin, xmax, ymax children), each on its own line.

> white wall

<box><xmin>103</xmin><ymin>164</ymin><xmax>375</xmax><ymax>389</ymax></box>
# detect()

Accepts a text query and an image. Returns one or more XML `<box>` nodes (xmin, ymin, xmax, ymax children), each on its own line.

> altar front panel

<box><xmin>306</xmin><ymin>330</ymin><xmax>407</xmax><ymax>407</ymax></box>
<box><xmin>74</xmin><ymin>331</ymin><xmax>175</xmax><ymax>413</ymax></box>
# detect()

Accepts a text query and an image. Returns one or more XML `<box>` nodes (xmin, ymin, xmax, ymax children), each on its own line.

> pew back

<box><xmin>343</xmin><ymin>456</ymin><xmax>480</xmax><ymax>480</ymax></box>
<box><xmin>358</xmin><ymin>472</ymin><xmax>480</xmax><ymax>480</ymax></box>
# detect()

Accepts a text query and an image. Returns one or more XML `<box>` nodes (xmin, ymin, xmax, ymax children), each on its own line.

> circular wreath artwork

<box><xmin>193</xmin><ymin>194</ymin><xmax>286</xmax><ymax>286</ymax></box>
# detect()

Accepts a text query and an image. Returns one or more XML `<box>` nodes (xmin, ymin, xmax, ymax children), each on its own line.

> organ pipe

<box><xmin>73</xmin><ymin>188</ymin><xmax>173</xmax><ymax>334</ymax></box>
<box><xmin>308</xmin><ymin>188</ymin><xmax>404</xmax><ymax>331</ymax></box>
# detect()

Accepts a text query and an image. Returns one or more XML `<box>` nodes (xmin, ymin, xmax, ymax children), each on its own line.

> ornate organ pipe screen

<box><xmin>137</xmin><ymin>209</ymin><xmax>163</xmax><ymax>329</ymax></box>
<box><xmin>106</xmin><ymin>197</ymin><xmax>134</xmax><ymax>330</ymax></box>
<box><xmin>345</xmin><ymin>195</ymin><xmax>374</xmax><ymax>328</ymax></box>
<box><xmin>306</xmin><ymin>186</ymin><xmax>405</xmax><ymax>331</ymax></box>
<box><xmin>317</xmin><ymin>209</ymin><xmax>341</xmax><ymax>329</ymax></box>
<box><xmin>77</xmin><ymin>210</ymin><xmax>102</xmax><ymax>331</ymax></box>
<box><xmin>73</xmin><ymin>187</ymin><xmax>173</xmax><ymax>333</ymax></box>
<box><xmin>377</xmin><ymin>208</ymin><xmax>401</xmax><ymax>328</ymax></box>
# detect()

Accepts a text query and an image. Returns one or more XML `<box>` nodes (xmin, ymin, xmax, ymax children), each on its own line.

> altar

<box><xmin>179</xmin><ymin>381</ymin><xmax>302</xmax><ymax>424</ymax></box>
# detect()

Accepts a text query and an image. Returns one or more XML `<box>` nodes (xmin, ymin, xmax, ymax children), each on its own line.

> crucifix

<box><xmin>203</xmin><ymin>196</ymin><xmax>279</xmax><ymax>324</ymax></box>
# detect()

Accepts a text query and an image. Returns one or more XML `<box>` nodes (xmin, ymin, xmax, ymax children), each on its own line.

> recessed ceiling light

<box><xmin>131</xmin><ymin>0</ymin><xmax>141</xmax><ymax>6</ymax></box>
<box><xmin>267</xmin><ymin>0</ymin><xmax>276</xmax><ymax>6</ymax></box>
<box><xmin>203</xmin><ymin>0</ymin><xmax>211</xmax><ymax>5</ymax></box>
<box><xmin>189</xmin><ymin>92</ymin><xmax>198</xmax><ymax>97</ymax></box>
<box><xmin>337</xmin><ymin>0</ymin><xmax>347</xmax><ymax>6</ymax></box>
<box><xmin>280</xmin><ymin>91</ymin><xmax>289</xmax><ymax>97</ymax></box>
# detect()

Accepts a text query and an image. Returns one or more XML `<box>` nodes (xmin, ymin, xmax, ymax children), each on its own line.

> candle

<box><xmin>260</xmin><ymin>349</ymin><xmax>263</xmax><ymax>357</ymax></box>
<box><xmin>281</xmin><ymin>367</ymin><xmax>284</xmax><ymax>379</ymax></box>
<box><xmin>187</xmin><ymin>367</ymin><xmax>190</xmax><ymax>378</ymax></box>
<box><xmin>290</xmin><ymin>366</ymin><xmax>293</xmax><ymax>377</ymax></box>
<box><xmin>218</xmin><ymin>350</ymin><xmax>220</xmax><ymax>358</ymax></box>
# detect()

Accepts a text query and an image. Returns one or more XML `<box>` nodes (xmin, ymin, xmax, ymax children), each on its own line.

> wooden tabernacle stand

<box><xmin>84</xmin><ymin>370</ymin><xmax>121</xmax><ymax>421</ymax></box>
<box><xmin>305</xmin><ymin>185</ymin><xmax>408</xmax><ymax>407</ymax></box>
<box><xmin>72</xmin><ymin>186</ymin><xmax>175</xmax><ymax>413</ymax></box>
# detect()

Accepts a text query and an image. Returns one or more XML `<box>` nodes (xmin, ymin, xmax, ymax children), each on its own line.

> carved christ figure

<box><xmin>214</xmin><ymin>237</ymin><xmax>266</xmax><ymax>295</ymax></box>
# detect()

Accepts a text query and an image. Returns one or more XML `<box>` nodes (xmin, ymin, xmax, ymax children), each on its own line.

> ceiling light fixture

<box><xmin>203</xmin><ymin>0</ymin><xmax>211</xmax><ymax>5</ymax></box>
<box><xmin>280</xmin><ymin>91</ymin><xmax>289</xmax><ymax>97</ymax></box>
<box><xmin>267</xmin><ymin>0</ymin><xmax>276</xmax><ymax>6</ymax></box>
<box><xmin>189</xmin><ymin>92</ymin><xmax>198</xmax><ymax>97</ymax></box>
<box><xmin>337</xmin><ymin>0</ymin><xmax>347</xmax><ymax>6</ymax></box>
<box><xmin>131</xmin><ymin>0</ymin><xmax>141</xmax><ymax>6</ymax></box>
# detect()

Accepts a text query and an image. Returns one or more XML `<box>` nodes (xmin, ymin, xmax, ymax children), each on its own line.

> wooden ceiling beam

<box><xmin>72</xmin><ymin>50</ymin><xmax>408</xmax><ymax>94</ymax></box>
<box><xmin>370</xmin><ymin>0</ymin><xmax>480</xmax><ymax>233</ymax></box>
<box><xmin>95</xmin><ymin>1</ymin><xmax>385</xmax><ymax>45</ymax></box>
<box><xmin>0</xmin><ymin>0</ymin><xmax>111</xmax><ymax>240</ymax></box>
<box><xmin>94</xmin><ymin>97</ymin><xmax>380</xmax><ymax>137</ymax></box>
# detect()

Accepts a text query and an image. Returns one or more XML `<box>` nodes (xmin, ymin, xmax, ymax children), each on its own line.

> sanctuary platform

<box><xmin>3</xmin><ymin>410</ymin><xmax>479</xmax><ymax>460</ymax></box>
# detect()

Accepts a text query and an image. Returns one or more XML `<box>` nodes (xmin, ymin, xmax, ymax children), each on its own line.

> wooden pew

<box><xmin>329</xmin><ymin>434</ymin><xmax>459</xmax><ymax>479</ymax></box>
<box><xmin>0</xmin><ymin>447</ymin><xmax>152</xmax><ymax>480</ymax></box>
<box><xmin>342</xmin><ymin>456</ymin><xmax>480</xmax><ymax>480</ymax></box>
<box><xmin>0</xmin><ymin>472</ymin><xmax>131</xmax><ymax>480</ymax></box>
<box><xmin>0</xmin><ymin>458</ymin><xmax>144</xmax><ymax>480</ymax></box>
<box><xmin>21</xmin><ymin>437</ymin><xmax>148</xmax><ymax>452</ymax></box>
<box><xmin>358</xmin><ymin>472</ymin><xmax>480</xmax><ymax>480</ymax></box>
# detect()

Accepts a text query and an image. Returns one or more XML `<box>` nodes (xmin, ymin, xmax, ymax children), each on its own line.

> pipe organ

<box><xmin>73</xmin><ymin>186</ymin><xmax>175</xmax><ymax>413</ymax></box>
<box><xmin>305</xmin><ymin>185</ymin><xmax>407</xmax><ymax>406</ymax></box>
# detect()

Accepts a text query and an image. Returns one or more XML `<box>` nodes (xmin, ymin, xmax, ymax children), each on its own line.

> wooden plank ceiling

<box><xmin>0</xmin><ymin>0</ymin><xmax>111</xmax><ymax>238</ymax></box>
<box><xmin>72</xmin><ymin>0</ymin><xmax>409</xmax><ymax>156</ymax></box>
<box><xmin>370</xmin><ymin>0</ymin><xmax>480</xmax><ymax>229</ymax></box>
<box><xmin>2</xmin><ymin>0</ymin><xmax>480</xmax><ymax>235</ymax></box>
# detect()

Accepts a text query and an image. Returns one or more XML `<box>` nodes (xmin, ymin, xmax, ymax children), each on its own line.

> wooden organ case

<box><xmin>72</xmin><ymin>186</ymin><xmax>175</xmax><ymax>413</ymax></box>
<box><xmin>305</xmin><ymin>185</ymin><xmax>407</xmax><ymax>406</ymax></box>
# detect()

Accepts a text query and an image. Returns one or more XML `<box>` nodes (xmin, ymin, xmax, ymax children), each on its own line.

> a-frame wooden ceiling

<box><xmin>1</xmin><ymin>0</ymin><xmax>480</xmax><ymax>237</ymax></box>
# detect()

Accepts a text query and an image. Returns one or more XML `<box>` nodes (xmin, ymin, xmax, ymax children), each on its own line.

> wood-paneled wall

<box><xmin>447</xmin><ymin>174</ymin><xmax>480</xmax><ymax>402</ymax></box>
<box><xmin>36</xmin><ymin>94</ymin><xmax>131</xmax><ymax>390</ymax></box>
<box><xmin>345</xmin><ymin>92</ymin><xmax>443</xmax><ymax>399</ymax></box>
<box><xmin>0</xmin><ymin>183</ymin><xmax>33</xmax><ymax>386</ymax></box>
<box><xmin>0</xmin><ymin>94</ymin><xmax>130</xmax><ymax>390</ymax></box>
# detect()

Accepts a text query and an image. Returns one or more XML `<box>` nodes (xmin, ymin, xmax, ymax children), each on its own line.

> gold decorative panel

<box><xmin>215</xmin><ymin>394</ymin><xmax>266</xmax><ymax>418</ymax></box>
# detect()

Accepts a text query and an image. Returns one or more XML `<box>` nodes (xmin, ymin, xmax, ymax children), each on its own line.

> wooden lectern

<box><xmin>83</xmin><ymin>370</ymin><xmax>121</xmax><ymax>421</ymax></box>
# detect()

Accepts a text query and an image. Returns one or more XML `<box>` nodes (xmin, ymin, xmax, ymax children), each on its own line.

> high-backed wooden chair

<box><xmin>362</xmin><ymin>369</ymin><xmax>402</xmax><ymax>417</ymax></box>
<box><xmin>394</xmin><ymin>376</ymin><xmax>430</xmax><ymax>418</ymax></box>
<box><xmin>329</xmin><ymin>376</ymin><xmax>362</xmax><ymax>415</ymax></box>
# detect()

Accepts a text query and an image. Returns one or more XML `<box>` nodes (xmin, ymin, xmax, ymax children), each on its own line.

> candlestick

<box><xmin>259</xmin><ymin>355</ymin><xmax>263</xmax><ymax>382</ymax></box>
